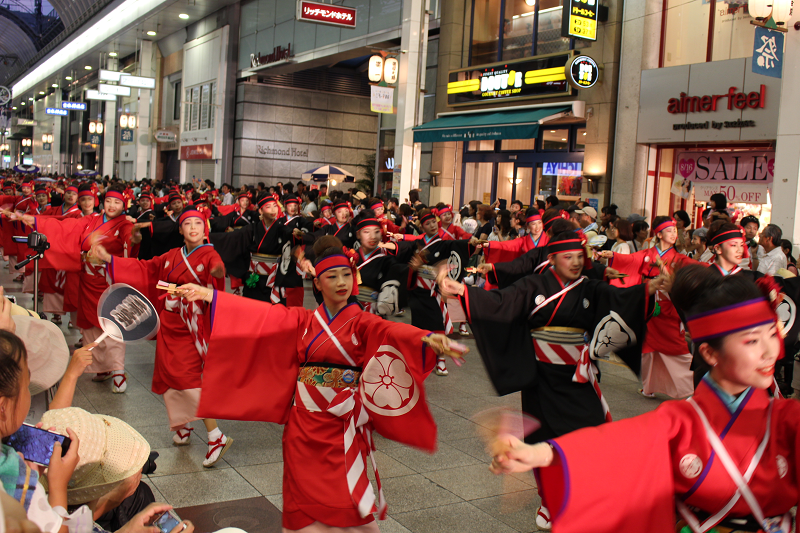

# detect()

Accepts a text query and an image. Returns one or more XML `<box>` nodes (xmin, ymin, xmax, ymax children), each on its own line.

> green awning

<box><xmin>412</xmin><ymin>105</ymin><xmax>571</xmax><ymax>143</ymax></box>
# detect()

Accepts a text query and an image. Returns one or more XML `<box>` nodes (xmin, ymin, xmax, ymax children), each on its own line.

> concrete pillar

<box><xmin>609</xmin><ymin>0</ymin><xmax>663</xmax><ymax>216</ymax></box>
<box><xmin>393</xmin><ymin>0</ymin><xmax>426</xmax><ymax>201</ymax></box>
<box><xmin>102</xmin><ymin>58</ymin><xmax>118</xmax><ymax>178</ymax></box>
<box><xmin>770</xmin><ymin>26</ymin><xmax>800</xmax><ymax>243</ymax></box>
<box><xmin>135</xmin><ymin>40</ymin><xmax>154</xmax><ymax>180</ymax></box>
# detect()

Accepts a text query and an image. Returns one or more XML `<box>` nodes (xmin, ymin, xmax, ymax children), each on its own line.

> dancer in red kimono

<box><xmin>36</xmin><ymin>185</ymin><xmax>80</xmax><ymax>325</ymax></box>
<box><xmin>599</xmin><ymin>216</ymin><xmax>696</xmax><ymax>399</ymax></box>
<box><xmin>0</xmin><ymin>180</ymin><xmax>38</xmax><ymax>282</ymax></box>
<box><xmin>435</xmin><ymin>205</ymin><xmax>470</xmax><ymax>240</ymax></box>
<box><xmin>489</xmin><ymin>265</ymin><xmax>799</xmax><ymax>533</ymax></box>
<box><xmin>93</xmin><ymin>206</ymin><xmax>233</xmax><ymax>467</ymax></box>
<box><xmin>179</xmin><ymin>235</ymin><xmax>463</xmax><ymax>532</ymax></box>
<box><xmin>482</xmin><ymin>207</ymin><xmax>549</xmax><ymax>291</ymax></box>
<box><xmin>18</xmin><ymin>186</ymin><xmax>139</xmax><ymax>393</ymax></box>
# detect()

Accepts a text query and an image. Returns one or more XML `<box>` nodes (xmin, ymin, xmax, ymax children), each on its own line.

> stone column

<box><xmin>102</xmin><ymin>58</ymin><xmax>118</xmax><ymax>178</ymax></box>
<box><xmin>135</xmin><ymin>40</ymin><xmax>154</xmax><ymax>180</ymax></box>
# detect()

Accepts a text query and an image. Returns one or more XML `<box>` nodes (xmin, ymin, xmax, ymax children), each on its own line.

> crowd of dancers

<box><xmin>0</xmin><ymin>172</ymin><xmax>797</xmax><ymax>533</ymax></box>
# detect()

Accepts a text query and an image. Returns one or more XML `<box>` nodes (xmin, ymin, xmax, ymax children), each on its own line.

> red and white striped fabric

<box><xmin>533</xmin><ymin>339</ymin><xmax>611</xmax><ymax>422</ymax></box>
<box><xmin>165</xmin><ymin>294</ymin><xmax>207</xmax><ymax>356</ymax></box>
<box><xmin>84</xmin><ymin>259</ymin><xmax>112</xmax><ymax>285</ymax></box>
<box><xmin>294</xmin><ymin>381</ymin><xmax>387</xmax><ymax>519</ymax></box>
<box><xmin>416</xmin><ymin>276</ymin><xmax>453</xmax><ymax>334</ymax></box>
<box><xmin>54</xmin><ymin>269</ymin><xmax>67</xmax><ymax>290</ymax></box>
<box><xmin>249</xmin><ymin>257</ymin><xmax>280</xmax><ymax>303</ymax></box>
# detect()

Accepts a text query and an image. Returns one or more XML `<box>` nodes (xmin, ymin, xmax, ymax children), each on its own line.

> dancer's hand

<box><xmin>16</xmin><ymin>213</ymin><xmax>35</xmax><ymax>227</ymax></box>
<box><xmin>436</xmin><ymin>265</ymin><xmax>465</xmax><ymax>298</ymax></box>
<box><xmin>177</xmin><ymin>283</ymin><xmax>213</xmax><ymax>303</ymax></box>
<box><xmin>423</xmin><ymin>333</ymin><xmax>468</xmax><ymax>360</ymax></box>
<box><xmin>66</xmin><ymin>344</ymin><xmax>96</xmax><ymax>379</ymax></box>
<box><xmin>598</xmin><ymin>250</ymin><xmax>613</xmax><ymax>259</ymax></box>
<box><xmin>91</xmin><ymin>244</ymin><xmax>112</xmax><ymax>264</ymax></box>
<box><xmin>605</xmin><ymin>268</ymin><xmax>627</xmax><ymax>280</ymax></box>
<box><xmin>474</xmin><ymin>263</ymin><xmax>492</xmax><ymax>276</ymax></box>
<box><xmin>489</xmin><ymin>436</ymin><xmax>553</xmax><ymax>474</ymax></box>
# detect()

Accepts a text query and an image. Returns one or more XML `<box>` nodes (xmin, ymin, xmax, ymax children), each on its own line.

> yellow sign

<box><xmin>569</xmin><ymin>13</ymin><xmax>597</xmax><ymax>40</ymax></box>
<box><xmin>562</xmin><ymin>0</ymin><xmax>599</xmax><ymax>42</ymax></box>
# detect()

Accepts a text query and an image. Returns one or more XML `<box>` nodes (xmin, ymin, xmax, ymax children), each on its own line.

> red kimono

<box><xmin>34</xmin><ymin>213</ymin><xmax>138</xmax><ymax>330</ymax></box>
<box><xmin>27</xmin><ymin>204</ymin><xmax>81</xmax><ymax>295</ymax></box>
<box><xmin>0</xmin><ymin>195</ymin><xmax>38</xmax><ymax>260</ymax></box>
<box><xmin>109</xmin><ymin>245</ymin><xmax>225</xmax><ymax>392</ymax></box>
<box><xmin>483</xmin><ymin>233</ymin><xmax>549</xmax><ymax>290</ymax></box>
<box><xmin>608</xmin><ymin>246</ymin><xmax>694</xmax><ymax>355</ymax></box>
<box><xmin>439</xmin><ymin>222</ymin><xmax>472</xmax><ymax>241</ymax></box>
<box><xmin>198</xmin><ymin>292</ymin><xmax>438</xmax><ymax>529</ymax></box>
<box><xmin>539</xmin><ymin>379</ymin><xmax>800</xmax><ymax>533</ymax></box>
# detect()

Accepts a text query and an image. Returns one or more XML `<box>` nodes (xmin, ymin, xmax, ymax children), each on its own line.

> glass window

<box><xmin>514</xmin><ymin>166</ymin><xmax>533</xmax><ymax>203</ymax></box>
<box><xmin>210</xmin><ymin>82</ymin><xmax>217</xmax><ymax>129</ymax></box>
<box><xmin>200</xmin><ymin>84</ymin><xmax>210</xmax><ymax>130</ymax></box>
<box><xmin>542</xmin><ymin>162</ymin><xmax>583</xmax><ymax>197</ymax></box>
<box><xmin>467</xmin><ymin>140</ymin><xmax>496</xmax><ymax>151</ymax></box>
<box><xmin>655</xmin><ymin>149</ymin><xmax>674</xmax><ymax>216</ymax></box>
<box><xmin>574</xmin><ymin>127</ymin><xmax>586</xmax><ymax>150</ymax></box>
<box><xmin>663</xmin><ymin>0</ymin><xmax>710</xmax><ymax>67</ymax></box>
<box><xmin>500</xmin><ymin>138</ymin><xmax>536</xmax><ymax>151</ymax></box>
<box><xmin>190</xmin><ymin>87</ymin><xmax>200</xmax><ymax>131</ymax></box>
<box><xmin>537</xmin><ymin>0</ymin><xmax>569</xmax><ymax>55</ymax></box>
<box><xmin>184</xmin><ymin>88</ymin><xmax>191</xmax><ymax>131</ymax></box>
<box><xmin>502</xmin><ymin>0</ymin><xmax>537</xmax><ymax>61</ymax></box>
<box><xmin>173</xmin><ymin>81</ymin><xmax>181</xmax><ymax>121</ymax></box>
<box><xmin>497</xmin><ymin>162</ymin><xmax>515</xmax><ymax>202</ymax></box>
<box><xmin>471</xmin><ymin>0</ymin><xmax>502</xmax><ymax>65</ymax></box>
<box><xmin>541</xmin><ymin>128</ymin><xmax>569</xmax><ymax>150</ymax></box>
<box><xmin>464</xmin><ymin>162</ymin><xmax>495</xmax><ymax>204</ymax></box>
<box><xmin>711</xmin><ymin>5</ymin><xmax>757</xmax><ymax>61</ymax></box>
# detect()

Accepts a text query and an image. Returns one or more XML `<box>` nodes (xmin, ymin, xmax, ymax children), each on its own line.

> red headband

<box><xmin>544</xmin><ymin>210</ymin><xmax>569</xmax><ymax>231</ymax></box>
<box><xmin>709</xmin><ymin>228</ymin><xmax>749</xmax><ymax>258</ymax></box>
<box><xmin>258</xmin><ymin>196</ymin><xmax>277</xmax><ymax>208</ymax></box>
<box><xmin>526</xmin><ymin>214</ymin><xmax>542</xmax><ymax>224</ymax></box>
<box><xmin>356</xmin><ymin>218</ymin><xmax>381</xmax><ymax>231</ymax></box>
<box><xmin>285</xmin><ymin>197</ymin><xmax>300</xmax><ymax>205</ymax></box>
<box><xmin>687</xmin><ymin>298</ymin><xmax>775</xmax><ymax>342</ymax></box>
<box><xmin>547</xmin><ymin>234</ymin><xmax>592</xmax><ymax>269</ymax></box>
<box><xmin>79</xmin><ymin>190</ymin><xmax>94</xmax><ymax>199</ymax></box>
<box><xmin>420</xmin><ymin>212</ymin><xmax>436</xmax><ymax>224</ymax></box>
<box><xmin>334</xmin><ymin>202</ymin><xmax>351</xmax><ymax>213</ymax></box>
<box><xmin>370</xmin><ymin>202</ymin><xmax>383</xmax><ymax>211</ymax></box>
<box><xmin>315</xmin><ymin>254</ymin><xmax>352</xmax><ymax>276</ymax></box>
<box><xmin>178</xmin><ymin>209</ymin><xmax>204</xmax><ymax>225</ymax></box>
<box><xmin>105</xmin><ymin>190</ymin><xmax>124</xmax><ymax>202</ymax></box>
<box><xmin>653</xmin><ymin>220</ymin><xmax>676</xmax><ymax>234</ymax></box>
<box><xmin>65</xmin><ymin>186</ymin><xmax>79</xmax><ymax>194</ymax></box>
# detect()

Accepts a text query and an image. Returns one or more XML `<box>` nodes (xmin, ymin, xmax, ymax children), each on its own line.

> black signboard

<box><xmin>447</xmin><ymin>53</ymin><xmax>573</xmax><ymax>107</ymax></box>
<box><xmin>561</xmin><ymin>0</ymin><xmax>598</xmax><ymax>41</ymax></box>
<box><xmin>566</xmin><ymin>55</ymin><xmax>600</xmax><ymax>89</ymax></box>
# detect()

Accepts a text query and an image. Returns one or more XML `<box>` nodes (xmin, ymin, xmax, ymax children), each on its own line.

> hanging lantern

<box><xmin>748</xmin><ymin>0</ymin><xmax>772</xmax><ymax>20</ymax></box>
<box><xmin>383</xmin><ymin>57</ymin><xmax>399</xmax><ymax>85</ymax></box>
<box><xmin>89</xmin><ymin>122</ymin><xmax>96</xmax><ymax>134</ymax></box>
<box><xmin>96</xmin><ymin>122</ymin><xmax>104</xmax><ymax>134</ymax></box>
<box><xmin>771</xmin><ymin>0</ymin><xmax>792</xmax><ymax>25</ymax></box>
<box><xmin>368</xmin><ymin>55</ymin><xmax>384</xmax><ymax>83</ymax></box>
<box><xmin>128</xmin><ymin>115</ymin><xmax>136</xmax><ymax>129</ymax></box>
<box><xmin>42</xmin><ymin>134</ymin><xmax>48</xmax><ymax>142</ymax></box>
<box><xmin>119</xmin><ymin>115</ymin><xmax>128</xmax><ymax>128</ymax></box>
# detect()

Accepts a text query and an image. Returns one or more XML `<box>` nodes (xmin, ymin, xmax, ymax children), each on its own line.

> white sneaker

<box><xmin>458</xmin><ymin>323</ymin><xmax>469</xmax><ymax>336</ymax></box>
<box><xmin>435</xmin><ymin>357</ymin><xmax>448</xmax><ymax>376</ymax></box>
<box><xmin>173</xmin><ymin>427</ymin><xmax>192</xmax><ymax>446</ymax></box>
<box><xmin>112</xmin><ymin>373</ymin><xmax>127</xmax><ymax>393</ymax></box>
<box><xmin>203</xmin><ymin>434</ymin><xmax>233</xmax><ymax>467</ymax></box>
<box><xmin>536</xmin><ymin>506</ymin><xmax>552</xmax><ymax>530</ymax></box>
<box><xmin>638</xmin><ymin>388</ymin><xmax>656</xmax><ymax>399</ymax></box>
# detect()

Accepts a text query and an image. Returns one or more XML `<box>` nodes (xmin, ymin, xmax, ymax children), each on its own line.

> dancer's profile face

<box><xmin>715</xmin><ymin>239</ymin><xmax>743</xmax><ymax>267</ymax></box>
<box><xmin>700</xmin><ymin>322</ymin><xmax>780</xmax><ymax>392</ymax></box>
<box><xmin>314</xmin><ymin>266</ymin><xmax>352</xmax><ymax>306</ymax></box>
<box><xmin>439</xmin><ymin>211</ymin><xmax>452</xmax><ymax>224</ymax></box>
<box><xmin>658</xmin><ymin>226</ymin><xmax>678</xmax><ymax>246</ymax></box>
<box><xmin>528</xmin><ymin>220</ymin><xmax>543</xmax><ymax>238</ymax></box>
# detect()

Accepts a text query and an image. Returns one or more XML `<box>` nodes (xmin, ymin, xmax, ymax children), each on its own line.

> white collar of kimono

<box><xmin>314</xmin><ymin>308</ymin><xmax>356</xmax><ymax>366</ymax></box>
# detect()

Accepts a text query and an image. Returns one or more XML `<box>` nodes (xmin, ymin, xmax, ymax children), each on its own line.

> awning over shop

<box><xmin>412</xmin><ymin>105</ymin><xmax>572</xmax><ymax>143</ymax></box>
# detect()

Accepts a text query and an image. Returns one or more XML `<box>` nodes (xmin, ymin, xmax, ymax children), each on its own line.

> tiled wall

<box><xmin>232</xmin><ymin>83</ymin><xmax>377</xmax><ymax>187</ymax></box>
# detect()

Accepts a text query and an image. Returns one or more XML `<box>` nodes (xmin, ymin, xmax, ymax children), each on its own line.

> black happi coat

<box><xmin>460</xmin><ymin>267</ymin><xmax>652</xmax><ymax>442</ymax></box>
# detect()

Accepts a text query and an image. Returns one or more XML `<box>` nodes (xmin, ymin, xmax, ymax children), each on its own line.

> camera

<box><xmin>13</xmin><ymin>231</ymin><xmax>50</xmax><ymax>254</ymax></box>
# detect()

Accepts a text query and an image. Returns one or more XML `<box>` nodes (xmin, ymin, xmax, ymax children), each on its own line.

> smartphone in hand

<box><xmin>152</xmin><ymin>510</ymin><xmax>182</xmax><ymax>533</ymax></box>
<box><xmin>6</xmin><ymin>424</ymin><xmax>71</xmax><ymax>466</ymax></box>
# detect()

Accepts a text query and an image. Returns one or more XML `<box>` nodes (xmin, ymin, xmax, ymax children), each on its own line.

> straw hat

<box><xmin>13</xmin><ymin>315</ymin><xmax>69</xmax><ymax>395</ymax></box>
<box><xmin>40</xmin><ymin>408</ymin><xmax>150</xmax><ymax>505</ymax></box>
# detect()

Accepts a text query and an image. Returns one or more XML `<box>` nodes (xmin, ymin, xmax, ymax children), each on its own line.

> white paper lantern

<box><xmin>771</xmin><ymin>0</ymin><xmax>792</xmax><ymax>25</ymax></box>
<box><xmin>89</xmin><ymin>122</ymin><xmax>96</xmax><ymax>134</ymax></box>
<box><xmin>383</xmin><ymin>57</ymin><xmax>399</xmax><ymax>85</ymax></box>
<box><xmin>749</xmin><ymin>0</ymin><xmax>772</xmax><ymax>20</ymax></box>
<box><xmin>368</xmin><ymin>55</ymin><xmax>384</xmax><ymax>83</ymax></box>
<box><xmin>119</xmin><ymin>115</ymin><xmax>128</xmax><ymax>128</ymax></box>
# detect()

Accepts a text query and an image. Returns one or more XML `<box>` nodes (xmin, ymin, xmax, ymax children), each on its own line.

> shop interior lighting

<box><xmin>65</xmin><ymin>76</ymin><xmax>72</xmax><ymax>80</ymax></box>
<box><xmin>179</xmin><ymin>13</ymin><xmax>189</xmax><ymax>19</ymax></box>
<box><xmin>109</xmin><ymin>52</ymin><xmax>118</xmax><ymax>57</ymax></box>
<box><xmin>146</xmin><ymin>30</ymin><xmax>157</xmax><ymax>36</ymax></box>
<box><xmin>85</xmin><ymin>66</ymin><xmax>92</xmax><ymax>70</ymax></box>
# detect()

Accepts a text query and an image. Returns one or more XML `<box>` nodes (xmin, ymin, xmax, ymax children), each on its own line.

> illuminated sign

<box><xmin>45</xmin><ymin>108</ymin><xmax>68</xmax><ymax>116</ymax></box>
<box><xmin>446</xmin><ymin>53</ymin><xmax>573</xmax><ymax>106</ymax></box>
<box><xmin>61</xmin><ymin>101</ymin><xmax>87</xmax><ymax>111</ymax></box>
<box><xmin>250</xmin><ymin>44</ymin><xmax>292</xmax><ymax>69</ymax></box>
<box><xmin>98</xmin><ymin>83</ymin><xmax>131</xmax><ymax>96</ymax></box>
<box><xmin>85</xmin><ymin>90</ymin><xmax>117</xmax><ymax>101</ymax></box>
<box><xmin>296</xmin><ymin>0</ymin><xmax>357</xmax><ymax>28</ymax></box>
<box><xmin>119</xmin><ymin>75</ymin><xmax>156</xmax><ymax>89</ymax></box>
<box><xmin>562</xmin><ymin>0</ymin><xmax>598</xmax><ymax>41</ymax></box>
<box><xmin>566</xmin><ymin>55</ymin><xmax>599</xmax><ymax>89</ymax></box>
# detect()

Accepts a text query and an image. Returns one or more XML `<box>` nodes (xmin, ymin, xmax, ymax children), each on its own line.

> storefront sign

<box><xmin>119</xmin><ymin>75</ymin><xmax>156</xmax><ymax>90</ymax></box>
<box><xmin>447</xmin><ymin>53</ymin><xmax>572</xmax><ymax>106</ymax></box>
<box><xmin>155</xmin><ymin>130</ymin><xmax>177</xmax><ymax>143</ymax></box>
<box><xmin>61</xmin><ymin>101</ymin><xmax>87</xmax><ymax>111</ymax></box>
<box><xmin>370</xmin><ymin>86</ymin><xmax>394</xmax><ymax>114</ymax></box>
<box><xmin>16</xmin><ymin>119</ymin><xmax>36</xmax><ymax>126</ymax></box>
<box><xmin>562</xmin><ymin>0</ymin><xmax>598</xmax><ymax>41</ymax></box>
<box><xmin>85</xmin><ymin>90</ymin><xmax>117</xmax><ymax>102</ymax></box>
<box><xmin>88</xmin><ymin>134</ymin><xmax>101</xmax><ymax>145</ymax></box>
<box><xmin>752</xmin><ymin>26</ymin><xmax>783</xmax><ymax>79</ymax></box>
<box><xmin>566</xmin><ymin>55</ymin><xmax>599</xmax><ymax>90</ymax></box>
<box><xmin>667</xmin><ymin>85</ymin><xmax>766</xmax><ymax>114</ymax></box>
<box><xmin>675</xmin><ymin>151</ymin><xmax>773</xmax><ymax>204</ymax></box>
<box><xmin>250</xmin><ymin>44</ymin><xmax>292</xmax><ymax>69</ymax></box>
<box><xmin>255</xmin><ymin>144</ymin><xmax>308</xmax><ymax>158</ymax></box>
<box><xmin>98</xmin><ymin>84</ymin><xmax>131</xmax><ymax>97</ymax></box>
<box><xmin>120</xmin><ymin>128</ymin><xmax>134</xmax><ymax>143</ymax></box>
<box><xmin>180</xmin><ymin>144</ymin><xmax>213</xmax><ymax>160</ymax></box>
<box><xmin>543</xmin><ymin>162</ymin><xmax>582</xmax><ymax>176</ymax></box>
<box><xmin>45</xmin><ymin>108</ymin><xmax>68</xmax><ymax>116</ymax></box>
<box><xmin>296</xmin><ymin>1</ymin><xmax>357</xmax><ymax>28</ymax></box>
<box><xmin>42</xmin><ymin>143</ymin><xmax>51</xmax><ymax>151</ymax></box>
